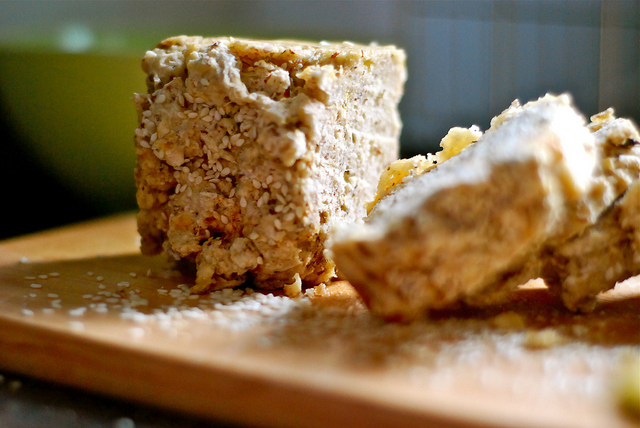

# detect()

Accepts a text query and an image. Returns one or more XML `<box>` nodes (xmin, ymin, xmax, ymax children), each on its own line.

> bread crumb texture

<box><xmin>134</xmin><ymin>36</ymin><xmax>406</xmax><ymax>292</ymax></box>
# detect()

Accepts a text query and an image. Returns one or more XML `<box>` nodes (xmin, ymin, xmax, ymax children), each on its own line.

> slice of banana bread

<box><xmin>133</xmin><ymin>36</ymin><xmax>406</xmax><ymax>292</ymax></box>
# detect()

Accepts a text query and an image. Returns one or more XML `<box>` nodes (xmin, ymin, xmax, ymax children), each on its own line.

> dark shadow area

<box><xmin>0</xmin><ymin>104</ymin><xmax>101</xmax><ymax>241</ymax></box>
<box><xmin>0</xmin><ymin>369</ymin><xmax>242</xmax><ymax>428</ymax></box>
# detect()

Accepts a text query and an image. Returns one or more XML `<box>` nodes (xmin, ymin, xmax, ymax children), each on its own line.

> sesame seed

<box><xmin>69</xmin><ymin>307</ymin><xmax>87</xmax><ymax>317</ymax></box>
<box><xmin>30</xmin><ymin>283</ymin><xmax>42</xmax><ymax>289</ymax></box>
<box><xmin>156</xmin><ymin>93</ymin><xmax>166</xmax><ymax>104</ymax></box>
<box><xmin>240</xmin><ymin>197</ymin><xmax>247</xmax><ymax>208</ymax></box>
<box><xmin>21</xmin><ymin>309</ymin><xmax>34</xmax><ymax>316</ymax></box>
<box><xmin>69</xmin><ymin>321</ymin><xmax>85</xmax><ymax>331</ymax></box>
<box><xmin>220</xmin><ymin>215</ymin><xmax>229</xmax><ymax>225</ymax></box>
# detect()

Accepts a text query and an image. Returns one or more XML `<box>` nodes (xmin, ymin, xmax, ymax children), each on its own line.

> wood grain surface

<box><xmin>0</xmin><ymin>213</ymin><xmax>638</xmax><ymax>428</ymax></box>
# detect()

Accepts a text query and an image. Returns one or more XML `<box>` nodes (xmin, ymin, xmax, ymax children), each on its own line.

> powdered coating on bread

<box><xmin>134</xmin><ymin>36</ymin><xmax>406</xmax><ymax>291</ymax></box>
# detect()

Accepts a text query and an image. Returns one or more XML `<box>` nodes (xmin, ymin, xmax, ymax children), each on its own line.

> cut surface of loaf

<box><xmin>133</xmin><ymin>36</ymin><xmax>406</xmax><ymax>292</ymax></box>
<box><xmin>330</xmin><ymin>94</ymin><xmax>600</xmax><ymax>321</ymax></box>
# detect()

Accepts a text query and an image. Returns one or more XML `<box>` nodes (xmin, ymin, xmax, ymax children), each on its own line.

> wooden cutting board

<box><xmin>0</xmin><ymin>212</ymin><xmax>638</xmax><ymax>428</ymax></box>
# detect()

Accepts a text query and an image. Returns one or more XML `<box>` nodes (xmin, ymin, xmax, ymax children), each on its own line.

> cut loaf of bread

<box><xmin>133</xmin><ymin>36</ymin><xmax>406</xmax><ymax>292</ymax></box>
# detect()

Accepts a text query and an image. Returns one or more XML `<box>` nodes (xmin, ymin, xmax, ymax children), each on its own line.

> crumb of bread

<box><xmin>614</xmin><ymin>353</ymin><xmax>640</xmax><ymax>420</ymax></box>
<box><xmin>523</xmin><ymin>328</ymin><xmax>567</xmax><ymax>349</ymax></box>
<box><xmin>284</xmin><ymin>273</ymin><xmax>302</xmax><ymax>298</ymax></box>
<box><xmin>366</xmin><ymin>125</ymin><xmax>481</xmax><ymax>213</ymax></box>
<box><xmin>491</xmin><ymin>311</ymin><xmax>527</xmax><ymax>331</ymax></box>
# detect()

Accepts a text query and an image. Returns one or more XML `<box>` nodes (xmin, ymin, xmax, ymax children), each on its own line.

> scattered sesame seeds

<box><xmin>69</xmin><ymin>307</ymin><xmax>87</xmax><ymax>317</ymax></box>
<box><xmin>69</xmin><ymin>321</ymin><xmax>85</xmax><ymax>331</ymax></box>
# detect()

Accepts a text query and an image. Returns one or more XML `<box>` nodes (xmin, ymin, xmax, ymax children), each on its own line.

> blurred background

<box><xmin>0</xmin><ymin>0</ymin><xmax>638</xmax><ymax>240</ymax></box>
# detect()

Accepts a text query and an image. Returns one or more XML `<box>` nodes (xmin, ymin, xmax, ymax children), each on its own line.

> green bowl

<box><xmin>0</xmin><ymin>26</ymin><xmax>170</xmax><ymax>213</ymax></box>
